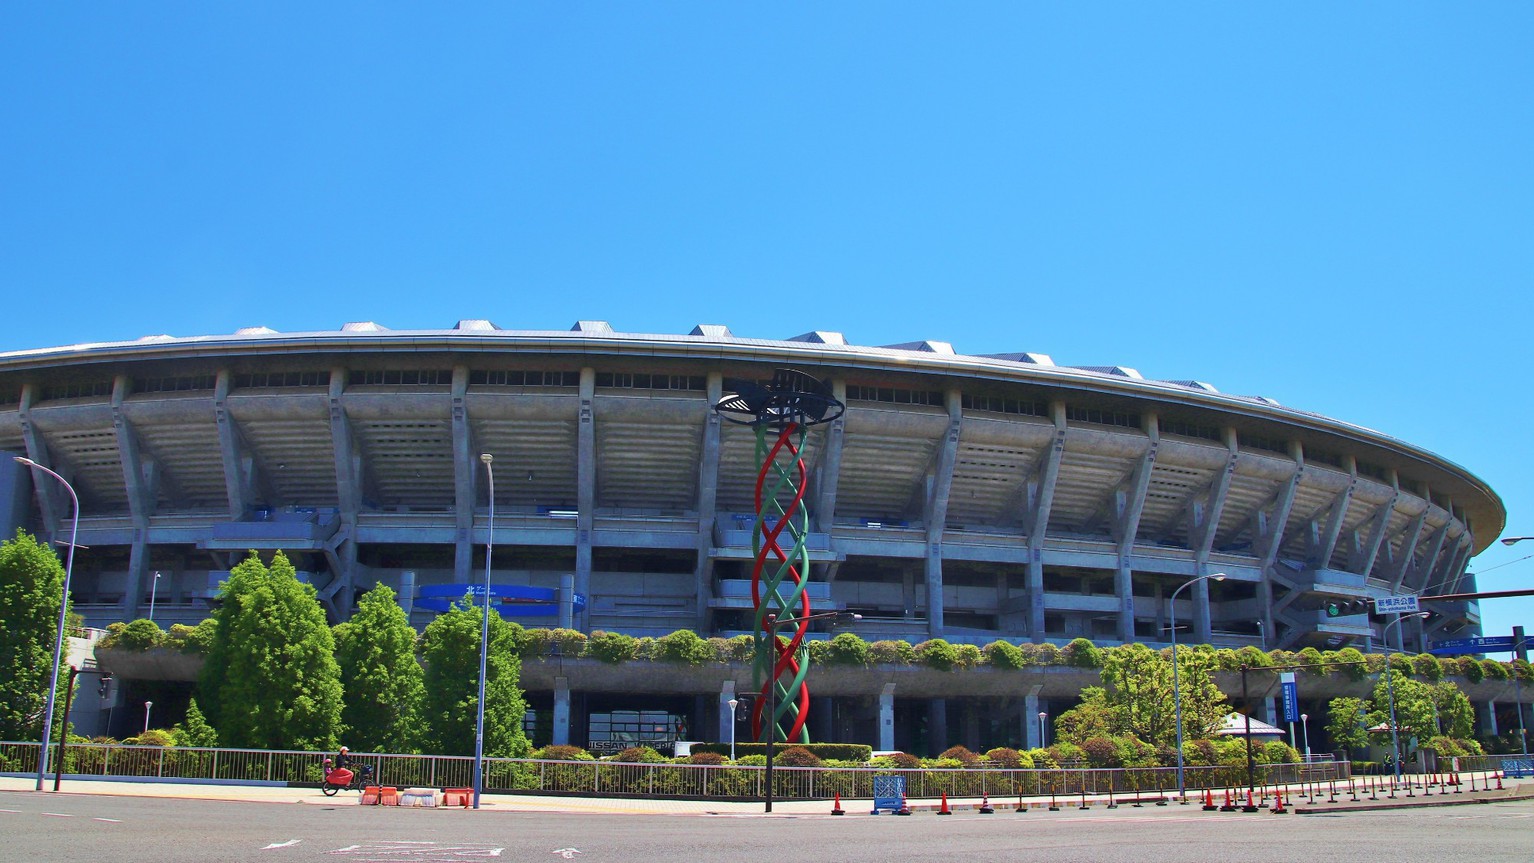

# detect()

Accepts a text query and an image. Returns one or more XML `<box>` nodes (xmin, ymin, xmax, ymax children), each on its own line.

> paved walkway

<box><xmin>3</xmin><ymin>773</ymin><xmax>1529</xmax><ymax>817</ymax></box>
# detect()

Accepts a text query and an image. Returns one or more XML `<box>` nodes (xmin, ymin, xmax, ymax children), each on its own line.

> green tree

<box><xmin>172</xmin><ymin>698</ymin><xmax>220</xmax><ymax>747</ymax></box>
<box><xmin>1369</xmin><ymin>670</ymin><xmax>1437</xmax><ymax>746</ymax></box>
<box><xmin>1325</xmin><ymin>696</ymin><xmax>1370</xmax><ymax>752</ymax></box>
<box><xmin>1430</xmin><ymin>681</ymin><xmax>1475</xmax><ymax>739</ymax></box>
<box><xmin>0</xmin><ymin>530</ymin><xmax>72</xmax><ymax>741</ymax></box>
<box><xmin>198</xmin><ymin>551</ymin><xmax>343</xmax><ymax>750</ymax></box>
<box><xmin>417</xmin><ymin>599</ymin><xmax>531</xmax><ymax>758</ymax></box>
<box><xmin>335</xmin><ymin>583</ymin><xmax>424</xmax><ymax>753</ymax></box>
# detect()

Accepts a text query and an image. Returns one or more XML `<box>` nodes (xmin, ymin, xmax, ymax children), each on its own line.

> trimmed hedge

<box><xmin>689</xmin><ymin>742</ymin><xmax>873</xmax><ymax>762</ymax></box>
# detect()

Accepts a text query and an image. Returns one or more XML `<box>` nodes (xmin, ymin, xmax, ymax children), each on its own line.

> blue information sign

<box><xmin>1428</xmin><ymin>636</ymin><xmax>1516</xmax><ymax>657</ymax></box>
<box><xmin>1280</xmin><ymin>672</ymin><xmax>1298</xmax><ymax>723</ymax></box>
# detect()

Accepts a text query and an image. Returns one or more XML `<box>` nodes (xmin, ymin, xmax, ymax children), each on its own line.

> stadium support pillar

<box><xmin>451</xmin><ymin>366</ymin><xmax>475</xmax><ymax>584</ymax></box>
<box><xmin>1389</xmin><ymin>510</ymin><xmax>1426</xmax><ymax>592</ymax></box>
<box><xmin>326</xmin><ymin>367</ymin><xmax>362</xmax><ymax>618</ymax></box>
<box><xmin>113</xmin><ymin>376</ymin><xmax>155</xmax><ymax>618</ymax></box>
<box><xmin>1024</xmin><ymin>685</ymin><xmax>1043</xmax><ymax>750</ymax></box>
<box><xmin>1114</xmin><ymin>414</ymin><xmax>1157</xmax><ymax>644</ymax></box>
<box><xmin>922</xmin><ymin>390</ymin><xmax>961</xmax><ymax>638</ymax></box>
<box><xmin>576</xmin><ymin>368</ymin><xmax>595</xmax><ymax>630</ymax></box>
<box><xmin>927</xmin><ymin>699</ymin><xmax>948</xmax><ymax>755</ymax></box>
<box><xmin>553</xmin><ymin>677</ymin><xmax>571</xmax><ymax>747</ymax></box>
<box><xmin>0</xmin><ymin>454</ymin><xmax>30</xmax><ymax>539</ymax></box>
<box><xmin>213</xmin><ymin>370</ymin><xmax>250</xmax><ymax>519</ymax></box>
<box><xmin>813</xmin><ymin>380</ymin><xmax>846</xmax><ymax>534</ymax></box>
<box><xmin>879</xmin><ymin>683</ymin><xmax>896</xmax><ymax>752</ymax></box>
<box><xmin>693</xmin><ymin>373</ymin><xmax>722</xmax><ymax>632</ymax></box>
<box><xmin>1263</xmin><ymin>696</ymin><xmax>1279</xmax><ymax>725</ymax></box>
<box><xmin>17</xmin><ymin>384</ymin><xmax>62</xmax><ymax>538</ymax></box>
<box><xmin>1410</xmin><ymin>521</ymin><xmax>1451</xmax><ymax>593</ymax></box>
<box><xmin>1483</xmin><ymin>700</ymin><xmax>1499</xmax><ymax>737</ymax></box>
<box><xmin>1024</xmin><ymin>403</ymin><xmax>1066</xmax><ymax>640</ymax></box>
<box><xmin>1193</xmin><ymin>571</ymin><xmax>1213</xmax><ymax>644</ymax></box>
<box><xmin>559</xmin><ymin>573</ymin><xmax>574</xmax><ymax>629</ymax></box>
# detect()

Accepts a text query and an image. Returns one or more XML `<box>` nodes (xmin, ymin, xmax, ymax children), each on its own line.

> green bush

<box><xmin>610</xmin><ymin>746</ymin><xmax>666</xmax><ymax>763</ymax></box>
<box><xmin>1024</xmin><ymin>747</ymin><xmax>1058</xmax><ymax>769</ymax></box>
<box><xmin>1234</xmin><ymin>645</ymin><xmax>1272</xmax><ymax>669</ymax></box>
<box><xmin>1459</xmin><ymin>658</ymin><xmax>1485</xmax><ymax>683</ymax></box>
<box><xmin>533</xmin><ymin>744</ymin><xmax>594</xmax><ymax>761</ymax></box>
<box><xmin>1080</xmin><ymin>737</ymin><xmax>1121</xmax><ymax>767</ymax></box>
<box><xmin>99</xmin><ymin>619</ymin><xmax>165</xmax><ymax>651</ymax></box>
<box><xmin>982</xmin><ymin>640</ymin><xmax>1026</xmax><ymax>669</ymax></box>
<box><xmin>1046</xmin><ymin>741</ymin><xmax>1085</xmax><ymax>765</ymax></box>
<box><xmin>722</xmin><ymin>634</ymin><xmax>755</xmax><ymax>662</ymax></box>
<box><xmin>1482</xmin><ymin>659</ymin><xmax>1510</xmax><ymax>680</ymax></box>
<box><xmin>165</xmin><ymin>619</ymin><xmax>217</xmax><ymax>654</ymax></box>
<box><xmin>914</xmin><ymin>639</ymin><xmax>959</xmax><ymax>670</ymax></box>
<box><xmin>1024</xmin><ymin>642</ymin><xmax>1063</xmax><ymax>665</ymax></box>
<box><xmin>655</xmin><ymin>629</ymin><xmax>714</xmax><ymax>665</ymax></box>
<box><xmin>1332</xmin><ymin>647</ymin><xmax>1368</xmax><ymax>680</ymax></box>
<box><xmin>1260</xmin><ymin>740</ymin><xmax>1299</xmax><ymax>764</ymax></box>
<box><xmin>687</xmin><ymin>751</ymin><xmax>726</xmax><ymax>765</ymax></box>
<box><xmin>1062</xmin><ymin>638</ymin><xmax>1102</xmax><ymax>668</ymax></box>
<box><xmin>586</xmin><ymin>630</ymin><xmax>640</xmax><ymax>663</ymax></box>
<box><xmin>1411</xmin><ymin>653</ymin><xmax>1443</xmax><ymax>682</ymax></box>
<box><xmin>819</xmin><ymin>632</ymin><xmax>872</xmax><ymax>666</ymax></box>
<box><xmin>983</xmin><ymin>747</ymin><xmax>1023</xmax><ymax>768</ymax></box>
<box><xmin>869</xmin><ymin>640</ymin><xmax>914</xmax><ymax>665</ymax></box>
<box><xmin>954</xmin><ymin>643</ymin><xmax>983</xmax><ymax>669</ymax></box>
<box><xmin>1298</xmin><ymin>647</ymin><xmax>1325</xmax><ymax>675</ymax></box>
<box><xmin>737</xmin><ymin>754</ymin><xmax>767</xmax><ymax>766</ymax></box>
<box><xmin>1426</xmin><ymin>735</ymin><xmax>1467</xmax><ymax>757</ymax></box>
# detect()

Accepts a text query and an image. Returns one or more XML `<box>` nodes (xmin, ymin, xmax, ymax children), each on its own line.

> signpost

<box><xmin>1428</xmin><ymin>636</ymin><xmax>1516</xmax><ymax>656</ymax></box>
<box><xmin>1374</xmin><ymin>595</ymin><xmax>1420</xmax><ymax>614</ymax></box>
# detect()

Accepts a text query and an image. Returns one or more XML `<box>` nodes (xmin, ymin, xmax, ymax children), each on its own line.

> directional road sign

<box><xmin>1427</xmin><ymin>635</ymin><xmax>1516</xmax><ymax>656</ymax></box>
<box><xmin>1374</xmin><ymin>595</ymin><xmax>1420</xmax><ymax>614</ymax></box>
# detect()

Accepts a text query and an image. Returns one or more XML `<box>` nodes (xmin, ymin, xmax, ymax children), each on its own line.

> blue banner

<box><xmin>1428</xmin><ymin>636</ymin><xmax>1516</xmax><ymax>656</ymax></box>
<box><xmin>1281</xmin><ymin>672</ymin><xmax>1299</xmax><ymax>723</ymax></box>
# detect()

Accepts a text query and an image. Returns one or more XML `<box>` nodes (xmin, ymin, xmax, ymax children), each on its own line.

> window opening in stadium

<box><xmin>233</xmin><ymin>371</ymin><xmax>327</xmax><ymax>388</ymax></box>
<box><xmin>593</xmin><ymin>373</ymin><xmax>705</xmax><ymax>391</ymax></box>
<box><xmin>349</xmin><ymin>369</ymin><xmax>453</xmax><ymax>386</ymax></box>
<box><xmin>845</xmin><ymin>384</ymin><xmax>943</xmax><ymax>405</ymax></box>
<box><xmin>469</xmin><ymin>370</ymin><xmax>580</xmax><ymax>386</ymax></box>
<box><xmin>1065</xmin><ymin>405</ymin><xmax>1141</xmax><ymax>429</ymax></box>
<box><xmin>40</xmin><ymin>380</ymin><xmax>113</xmax><ymax>400</ymax></box>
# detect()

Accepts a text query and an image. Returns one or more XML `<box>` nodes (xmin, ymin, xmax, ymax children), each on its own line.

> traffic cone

<box><xmin>897</xmin><ymin>790</ymin><xmax>912</xmax><ymax>816</ymax></box>
<box><xmin>979</xmin><ymin>793</ymin><xmax>994</xmax><ymax>814</ymax></box>
<box><xmin>1270</xmin><ymin>790</ymin><xmax>1286</xmax><ymax>814</ymax></box>
<box><xmin>831</xmin><ymin>792</ymin><xmax>845</xmax><ymax>816</ymax></box>
<box><xmin>1202</xmin><ymin>789</ymin><xmax>1217</xmax><ymax>811</ymax></box>
<box><xmin>1242</xmin><ymin>789</ymin><xmax>1259</xmax><ymax>813</ymax></box>
<box><xmin>937</xmin><ymin>792</ymin><xmax>952</xmax><ymax>815</ymax></box>
<box><xmin>1496</xmin><ymin>772</ymin><xmax>1504</xmax><ymax>791</ymax></box>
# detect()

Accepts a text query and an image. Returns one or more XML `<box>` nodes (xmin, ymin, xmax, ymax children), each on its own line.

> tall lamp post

<box><xmin>1170</xmin><ymin>572</ymin><xmax>1225</xmax><ymax>800</ymax></box>
<box><xmin>14</xmin><ymin>456</ymin><xmax>81</xmax><ymax>793</ymax></box>
<box><xmin>1038</xmin><ymin>711</ymin><xmax>1047</xmax><ymax>749</ymax></box>
<box><xmin>727</xmin><ymin>698</ymin><xmax>739</xmax><ymax>762</ymax></box>
<box><xmin>142</xmin><ymin>700</ymin><xmax>153</xmax><ymax>734</ymax></box>
<box><xmin>472</xmin><ymin>453</ymin><xmax>495</xmax><ymax>810</ymax></box>
<box><xmin>1300</xmin><ymin>713</ymin><xmax>1311</xmax><ymax>760</ymax></box>
<box><xmin>1500</xmin><ymin>537</ymin><xmax>1533</xmax><ymax>758</ymax></box>
<box><xmin>761</xmin><ymin>610</ymin><xmax>858</xmax><ymax>813</ymax></box>
<box><xmin>148</xmin><ymin>571</ymin><xmax>161</xmax><ymax>622</ymax></box>
<box><xmin>1382</xmin><ymin>611</ymin><xmax>1431</xmax><ymax>787</ymax></box>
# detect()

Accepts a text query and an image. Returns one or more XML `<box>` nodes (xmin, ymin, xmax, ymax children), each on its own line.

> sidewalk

<box><xmin>3</xmin><ymin>773</ymin><xmax>1530</xmax><ymax>817</ymax></box>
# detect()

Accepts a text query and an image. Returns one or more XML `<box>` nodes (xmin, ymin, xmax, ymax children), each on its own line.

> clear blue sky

<box><xmin>3</xmin><ymin>4</ymin><xmax>1531</xmax><ymax>642</ymax></box>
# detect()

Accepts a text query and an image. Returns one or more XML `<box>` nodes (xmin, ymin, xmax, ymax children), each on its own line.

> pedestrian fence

<box><xmin>0</xmin><ymin>740</ymin><xmax>1352</xmax><ymax>801</ymax></box>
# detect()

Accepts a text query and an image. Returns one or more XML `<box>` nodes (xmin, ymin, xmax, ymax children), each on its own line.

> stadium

<box><xmin>0</xmin><ymin>321</ymin><xmax>1508</xmax><ymax>753</ymax></box>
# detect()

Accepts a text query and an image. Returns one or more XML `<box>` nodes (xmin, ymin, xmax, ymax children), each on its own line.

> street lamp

<box><xmin>472</xmin><ymin>453</ymin><xmax>494</xmax><ymax>810</ymax></box>
<box><xmin>727</xmin><ymin>698</ymin><xmax>739</xmax><ymax>762</ymax></box>
<box><xmin>1500</xmin><ymin>537</ymin><xmax>1534</xmax><ymax>546</ymax></box>
<box><xmin>148</xmin><ymin>571</ymin><xmax>161</xmax><ymax>623</ymax></box>
<box><xmin>1170</xmin><ymin>572</ymin><xmax>1226</xmax><ymax>800</ymax></box>
<box><xmin>1038</xmin><ymin>711</ymin><xmax>1048</xmax><ymax>749</ymax></box>
<box><xmin>761</xmin><ymin>610</ymin><xmax>859</xmax><ymax>813</ymax></box>
<box><xmin>13</xmin><ymin>456</ymin><xmax>81</xmax><ymax>793</ymax></box>
<box><xmin>1382</xmin><ymin>612</ymin><xmax>1431</xmax><ymax>787</ymax></box>
<box><xmin>143</xmin><ymin>700</ymin><xmax>153</xmax><ymax>735</ymax></box>
<box><xmin>1300</xmin><ymin>713</ymin><xmax>1311</xmax><ymax>760</ymax></box>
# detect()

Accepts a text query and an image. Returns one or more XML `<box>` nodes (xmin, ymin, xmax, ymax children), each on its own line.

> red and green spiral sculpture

<box><xmin>715</xmin><ymin>370</ymin><xmax>844</xmax><ymax>744</ymax></box>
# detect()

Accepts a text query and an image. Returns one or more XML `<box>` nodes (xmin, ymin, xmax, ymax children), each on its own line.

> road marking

<box><xmin>93</xmin><ymin>818</ymin><xmax>123</xmax><ymax>823</ymax></box>
<box><xmin>552</xmin><ymin>850</ymin><xmax>582</xmax><ymax>859</ymax></box>
<box><xmin>0</xmin><ymin>809</ymin><xmax>19</xmax><ymax>813</ymax></box>
<box><xmin>324</xmin><ymin>842</ymin><xmax>507</xmax><ymax>858</ymax></box>
<box><xmin>262</xmin><ymin>839</ymin><xmax>303</xmax><ymax>849</ymax></box>
<box><xmin>42</xmin><ymin>813</ymin><xmax>74</xmax><ymax>818</ymax></box>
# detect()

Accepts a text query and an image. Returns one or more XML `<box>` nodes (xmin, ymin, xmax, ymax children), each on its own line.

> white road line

<box><xmin>41</xmin><ymin>813</ymin><xmax>74</xmax><ymax>818</ymax></box>
<box><xmin>92</xmin><ymin>818</ymin><xmax>122</xmax><ymax>823</ymax></box>
<box><xmin>0</xmin><ymin>809</ymin><xmax>20</xmax><ymax>813</ymax></box>
<box><xmin>262</xmin><ymin>839</ymin><xmax>303</xmax><ymax>849</ymax></box>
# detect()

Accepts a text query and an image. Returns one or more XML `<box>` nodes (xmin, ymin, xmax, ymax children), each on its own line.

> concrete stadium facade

<box><xmin>0</xmin><ymin>321</ymin><xmax>1507</xmax><ymax>752</ymax></box>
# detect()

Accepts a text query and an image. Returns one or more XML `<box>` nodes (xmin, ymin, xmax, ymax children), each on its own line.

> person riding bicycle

<box><xmin>334</xmin><ymin>746</ymin><xmax>351</xmax><ymax>771</ymax></box>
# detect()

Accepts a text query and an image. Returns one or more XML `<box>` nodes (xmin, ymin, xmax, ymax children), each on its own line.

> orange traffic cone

<box><xmin>1270</xmin><ymin>790</ymin><xmax>1286</xmax><ymax>814</ymax></box>
<box><xmin>978</xmin><ymin>793</ymin><xmax>994</xmax><ymax>814</ymax></box>
<box><xmin>1202</xmin><ymin>788</ymin><xmax>1216</xmax><ymax>811</ymax></box>
<box><xmin>937</xmin><ymin>792</ymin><xmax>952</xmax><ymax>815</ymax></box>
<box><xmin>831</xmin><ymin>792</ymin><xmax>845</xmax><ymax>816</ymax></box>
<box><xmin>897</xmin><ymin>790</ymin><xmax>912</xmax><ymax>816</ymax></box>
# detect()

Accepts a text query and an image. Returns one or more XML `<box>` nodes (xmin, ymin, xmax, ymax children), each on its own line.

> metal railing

<box><xmin>1</xmin><ymin>741</ymin><xmax>1354</xmax><ymax>799</ymax></box>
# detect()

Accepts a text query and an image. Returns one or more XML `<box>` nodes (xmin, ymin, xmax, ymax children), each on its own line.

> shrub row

<box><xmin>689</xmin><ymin>742</ymin><xmax>873</xmax><ymax>762</ymax></box>
<box><xmin>95</xmin><ymin>619</ymin><xmax>1534</xmax><ymax>685</ymax></box>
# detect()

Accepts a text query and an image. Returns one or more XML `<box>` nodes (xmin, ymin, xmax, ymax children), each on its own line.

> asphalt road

<box><xmin>3</xmin><ymin>791</ymin><xmax>1531</xmax><ymax>863</ymax></box>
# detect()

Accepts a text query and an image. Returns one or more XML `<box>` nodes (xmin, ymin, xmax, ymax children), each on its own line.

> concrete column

<box><xmin>213</xmin><ymin>369</ymin><xmax>250</xmax><ymax>519</ymax></box>
<box><xmin>1263</xmin><ymin>696</ymin><xmax>1279</xmax><ymax>725</ymax></box>
<box><xmin>450</xmin><ymin>365</ymin><xmax>475</xmax><ymax>584</ymax></box>
<box><xmin>1024</xmin><ymin>686</ymin><xmax>1043</xmax><ymax>750</ymax></box>
<box><xmin>927</xmin><ymin>699</ymin><xmax>948</xmax><ymax>756</ymax></box>
<box><xmin>0</xmin><ymin>454</ymin><xmax>31</xmax><ymax>538</ymax></box>
<box><xmin>1482</xmin><ymin>700</ymin><xmax>1498</xmax><ymax>737</ymax></box>
<box><xmin>922</xmin><ymin>390</ymin><xmax>961</xmax><ymax>638</ymax></box>
<box><xmin>17</xmin><ymin>384</ymin><xmax>62</xmax><ymax>538</ymax></box>
<box><xmin>1114</xmin><ymin>415</ymin><xmax>1157</xmax><ymax>643</ymax></box>
<box><xmin>575</xmin><ymin>368</ymin><xmax>595</xmax><ymax>630</ymax></box>
<box><xmin>813</xmin><ymin>379</ymin><xmax>846</xmax><ymax>533</ymax></box>
<box><xmin>879</xmin><ymin>683</ymin><xmax>896</xmax><ymax>752</ymax></box>
<box><xmin>398</xmin><ymin>570</ymin><xmax>416</xmax><ymax>618</ymax></box>
<box><xmin>1115</xmin><ymin>564</ymin><xmax>1134</xmax><ymax>644</ymax></box>
<box><xmin>559</xmin><ymin>573</ymin><xmax>575</xmax><ymax>630</ymax></box>
<box><xmin>812</xmin><ymin>696</ymin><xmax>834</xmax><ymax>744</ymax></box>
<box><xmin>693</xmin><ymin>373</ymin><xmax>722</xmax><ymax>632</ymax></box>
<box><xmin>963</xmin><ymin>702</ymin><xmax>981</xmax><ymax>752</ymax></box>
<box><xmin>553</xmin><ymin>677</ymin><xmax>571</xmax><ymax>746</ymax></box>
<box><xmin>1193</xmin><ymin>577</ymin><xmax>1212</xmax><ymax>644</ymax></box>
<box><xmin>1025</xmin><ymin>403</ymin><xmax>1066</xmax><ymax>639</ymax></box>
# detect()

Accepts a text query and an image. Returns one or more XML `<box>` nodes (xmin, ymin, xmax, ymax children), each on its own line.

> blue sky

<box><xmin>3</xmin><ymin>4</ymin><xmax>1531</xmax><ymax>642</ymax></box>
